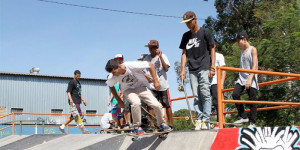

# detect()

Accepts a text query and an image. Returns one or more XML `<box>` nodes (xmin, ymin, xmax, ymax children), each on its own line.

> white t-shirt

<box><xmin>106</xmin><ymin>61</ymin><xmax>150</xmax><ymax>92</ymax></box>
<box><xmin>211</xmin><ymin>52</ymin><xmax>226</xmax><ymax>85</ymax></box>
<box><xmin>100</xmin><ymin>113</ymin><xmax>113</xmax><ymax>129</ymax></box>
<box><xmin>144</xmin><ymin>54</ymin><xmax>170</xmax><ymax>91</ymax></box>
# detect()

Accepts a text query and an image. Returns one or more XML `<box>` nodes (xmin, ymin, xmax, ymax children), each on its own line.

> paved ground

<box><xmin>0</xmin><ymin>130</ymin><xmax>218</xmax><ymax>150</ymax></box>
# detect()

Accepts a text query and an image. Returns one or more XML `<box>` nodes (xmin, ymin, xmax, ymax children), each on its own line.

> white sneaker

<box><xmin>201</xmin><ymin>122</ymin><xmax>210</xmax><ymax>130</ymax></box>
<box><xmin>195</xmin><ymin>120</ymin><xmax>202</xmax><ymax>130</ymax></box>
<box><xmin>248</xmin><ymin>122</ymin><xmax>256</xmax><ymax>128</ymax></box>
<box><xmin>233</xmin><ymin>117</ymin><xmax>249</xmax><ymax>124</ymax></box>
<box><xmin>58</xmin><ymin>125</ymin><xmax>65</xmax><ymax>134</ymax></box>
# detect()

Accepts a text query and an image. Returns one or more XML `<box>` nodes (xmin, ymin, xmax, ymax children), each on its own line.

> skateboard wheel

<box><xmin>137</xmin><ymin>137</ymin><xmax>141</xmax><ymax>141</ymax></box>
<box><xmin>185</xmin><ymin>116</ymin><xmax>189</xmax><ymax>120</ymax></box>
<box><xmin>131</xmin><ymin>138</ymin><xmax>135</xmax><ymax>141</ymax></box>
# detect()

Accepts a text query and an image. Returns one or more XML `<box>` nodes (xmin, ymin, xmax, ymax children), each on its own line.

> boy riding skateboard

<box><xmin>105</xmin><ymin>59</ymin><xmax>172</xmax><ymax>135</ymax></box>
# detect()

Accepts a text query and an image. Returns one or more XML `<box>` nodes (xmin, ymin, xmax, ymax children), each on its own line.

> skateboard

<box><xmin>70</xmin><ymin>104</ymin><xmax>90</xmax><ymax>134</ymax></box>
<box><xmin>141</xmin><ymin>106</ymin><xmax>160</xmax><ymax>129</ymax></box>
<box><xmin>125</xmin><ymin>130</ymin><xmax>172</xmax><ymax>141</ymax></box>
<box><xmin>95</xmin><ymin>127</ymin><xmax>133</xmax><ymax>134</ymax></box>
<box><xmin>179</xmin><ymin>79</ymin><xmax>196</xmax><ymax>126</ymax></box>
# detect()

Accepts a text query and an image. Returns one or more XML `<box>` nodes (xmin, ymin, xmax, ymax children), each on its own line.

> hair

<box><xmin>105</xmin><ymin>59</ymin><xmax>119</xmax><ymax>73</ymax></box>
<box><xmin>74</xmin><ymin>70</ymin><xmax>81</xmax><ymax>75</ymax></box>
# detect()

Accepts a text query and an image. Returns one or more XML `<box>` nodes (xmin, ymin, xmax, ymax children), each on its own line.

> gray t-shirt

<box><xmin>236</xmin><ymin>46</ymin><xmax>259</xmax><ymax>90</ymax></box>
<box><xmin>144</xmin><ymin>54</ymin><xmax>170</xmax><ymax>91</ymax></box>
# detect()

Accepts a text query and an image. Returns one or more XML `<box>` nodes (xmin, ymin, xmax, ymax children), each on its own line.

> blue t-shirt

<box><xmin>110</xmin><ymin>84</ymin><xmax>120</xmax><ymax>108</ymax></box>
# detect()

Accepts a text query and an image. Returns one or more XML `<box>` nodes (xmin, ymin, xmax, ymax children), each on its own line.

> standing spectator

<box><xmin>179</xmin><ymin>11</ymin><xmax>216</xmax><ymax>130</ymax></box>
<box><xmin>232</xmin><ymin>32</ymin><xmax>259</xmax><ymax>128</ymax></box>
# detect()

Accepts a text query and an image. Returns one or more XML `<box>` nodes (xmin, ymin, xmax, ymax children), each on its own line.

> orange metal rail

<box><xmin>217</xmin><ymin>66</ymin><xmax>300</xmax><ymax>128</ymax></box>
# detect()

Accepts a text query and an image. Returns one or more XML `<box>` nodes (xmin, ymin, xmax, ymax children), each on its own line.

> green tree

<box><xmin>174</xmin><ymin>0</ymin><xmax>299</xmax><ymax>127</ymax></box>
<box><xmin>172</xmin><ymin>109</ymin><xmax>195</xmax><ymax>131</ymax></box>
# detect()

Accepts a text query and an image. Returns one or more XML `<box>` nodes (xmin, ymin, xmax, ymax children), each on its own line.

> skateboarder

<box><xmin>232</xmin><ymin>32</ymin><xmax>259</xmax><ymax>128</ymax></box>
<box><xmin>179</xmin><ymin>11</ymin><xmax>216</xmax><ymax>130</ymax></box>
<box><xmin>210</xmin><ymin>40</ymin><xmax>226</xmax><ymax>127</ymax></box>
<box><xmin>114</xmin><ymin>54</ymin><xmax>132</xmax><ymax>129</ymax></box>
<box><xmin>59</xmin><ymin>70</ymin><xmax>87</xmax><ymax>133</ymax></box>
<box><xmin>105</xmin><ymin>59</ymin><xmax>172</xmax><ymax>135</ymax></box>
<box><xmin>143</xmin><ymin>40</ymin><xmax>173</xmax><ymax>129</ymax></box>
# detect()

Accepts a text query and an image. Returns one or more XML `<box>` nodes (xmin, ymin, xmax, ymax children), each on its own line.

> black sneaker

<box><xmin>145</xmin><ymin>126</ymin><xmax>155</xmax><ymax>133</ymax></box>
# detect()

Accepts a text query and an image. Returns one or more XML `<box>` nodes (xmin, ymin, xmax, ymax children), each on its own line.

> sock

<box><xmin>60</xmin><ymin>124</ymin><xmax>65</xmax><ymax>129</ymax></box>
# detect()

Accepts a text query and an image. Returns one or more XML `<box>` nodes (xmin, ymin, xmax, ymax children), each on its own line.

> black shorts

<box><xmin>151</xmin><ymin>90</ymin><xmax>170</xmax><ymax>107</ymax></box>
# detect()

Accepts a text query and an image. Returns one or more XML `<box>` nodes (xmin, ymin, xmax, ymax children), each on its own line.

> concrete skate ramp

<box><xmin>119</xmin><ymin>130</ymin><xmax>217</xmax><ymax>150</ymax></box>
<box><xmin>0</xmin><ymin>130</ymin><xmax>218</xmax><ymax>150</ymax></box>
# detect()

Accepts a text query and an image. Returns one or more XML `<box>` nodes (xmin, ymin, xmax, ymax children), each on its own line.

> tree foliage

<box><xmin>174</xmin><ymin>0</ymin><xmax>300</xmax><ymax>127</ymax></box>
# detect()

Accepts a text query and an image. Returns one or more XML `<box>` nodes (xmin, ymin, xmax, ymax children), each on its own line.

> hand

<box><xmin>180</xmin><ymin>71</ymin><xmax>186</xmax><ymax>82</ymax></box>
<box><xmin>209</xmin><ymin>70</ymin><xmax>215</xmax><ymax>78</ymax></box>
<box><xmin>153</xmin><ymin>80</ymin><xmax>161</xmax><ymax>90</ymax></box>
<box><xmin>107</xmin><ymin>102</ymin><xmax>111</xmax><ymax>106</ymax></box>
<box><xmin>69</xmin><ymin>99</ymin><xmax>74</xmax><ymax>106</ymax></box>
<box><xmin>246</xmin><ymin>80</ymin><xmax>251</xmax><ymax>89</ymax></box>
<box><xmin>156</xmin><ymin>49</ymin><xmax>162</xmax><ymax>57</ymax></box>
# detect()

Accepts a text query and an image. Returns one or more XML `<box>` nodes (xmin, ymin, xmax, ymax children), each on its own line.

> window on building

<box><xmin>51</xmin><ymin>109</ymin><xmax>63</xmax><ymax>114</ymax></box>
<box><xmin>11</xmin><ymin>108</ymin><xmax>23</xmax><ymax>114</ymax></box>
<box><xmin>86</xmin><ymin>110</ymin><xmax>97</xmax><ymax>114</ymax></box>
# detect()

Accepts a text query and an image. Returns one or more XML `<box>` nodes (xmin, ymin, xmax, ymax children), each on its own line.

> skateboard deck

<box><xmin>179</xmin><ymin>79</ymin><xmax>196</xmax><ymax>126</ymax></box>
<box><xmin>125</xmin><ymin>130</ymin><xmax>172</xmax><ymax>141</ymax></box>
<box><xmin>95</xmin><ymin>128</ymin><xmax>133</xmax><ymax>134</ymax></box>
<box><xmin>70</xmin><ymin>104</ymin><xmax>90</xmax><ymax>134</ymax></box>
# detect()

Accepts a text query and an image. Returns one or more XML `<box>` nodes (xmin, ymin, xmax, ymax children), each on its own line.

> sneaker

<box><xmin>201</xmin><ymin>122</ymin><xmax>210</xmax><ymax>130</ymax></box>
<box><xmin>145</xmin><ymin>126</ymin><xmax>155</xmax><ymax>133</ymax></box>
<box><xmin>58</xmin><ymin>126</ymin><xmax>65</xmax><ymax>134</ymax></box>
<box><xmin>248</xmin><ymin>122</ymin><xmax>256</xmax><ymax>128</ymax></box>
<box><xmin>233</xmin><ymin>117</ymin><xmax>249</xmax><ymax>124</ymax></box>
<box><xmin>195</xmin><ymin>120</ymin><xmax>202</xmax><ymax>130</ymax></box>
<box><xmin>133</xmin><ymin>127</ymin><xmax>145</xmax><ymax>135</ymax></box>
<box><xmin>160</xmin><ymin>123</ymin><xmax>172</xmax><ymax>132</ymax></box>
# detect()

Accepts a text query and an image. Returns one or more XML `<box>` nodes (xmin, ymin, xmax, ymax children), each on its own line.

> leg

<box><xmin>161</xmin><ymin>90</ymin><xmax>173</xmax><ymax>127</ymax></box>
<box><xmin>232</xmin><ymin>84</ymin><xmax>247</xmax><ymax>119</ymax></box>
<box><xmin>124</xmin><ymin>89</ymin><xmax>142</xmax><ymax>127</ymax></box>
<box><xmin>189</xmin><ymin>71</ymin><xmax>203</xmax><ymax>120</ymax></box>
<box><xmin>211</xmin><ymin>84</ymin><xmax>218</xmax><ymax>122</ymax></box>
<box><xmin>138</xmin><ymin>87</ymin><xmax>164</xmax><ymax>126</ymax></box>
<box><xmin>247</xmin><ymin>87</ymin><xmax>257</xmax><ymax>123</ymax></box>
<box><xmin>198</xmin><ymin>70</ymin><xmax>212</xmax><ymax>123</ymax></box>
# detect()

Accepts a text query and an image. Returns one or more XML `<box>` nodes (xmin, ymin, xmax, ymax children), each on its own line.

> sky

<box><xmin>0</xmin><ymin>0</ymin><xmax>218</xmax><ymax>112</ymax></box>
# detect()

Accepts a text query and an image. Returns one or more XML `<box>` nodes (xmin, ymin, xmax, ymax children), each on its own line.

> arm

<box><xmin>108</xmin><ymin>92</ymin><xmax>113</xmax><ymax>106</ymax></box>
<box><xmin>246</xmin><ymin>47</ymin><xmax>258</xmax><ymax>89</ymax></box>
<box><xmin>148</xmin><ymin>62</ymin><xmax>161</xmax><ymax>90</ymax></box>
<box><xmin>209</xmin><ymin>44</ymin><xmax>216</xmax><ymax>78</ymax></box>
<box><xmin>142</xmin><ymin>71</ymin><xmax>153</xmax><ymax>83</ymax></box>
<box><xmin>157</xmin><ymin>49</ymin><xmax>169</xmax><ymax>72</ymax></box>
<box><xmin>109</xmin><ymin>86</ymin><xmax>124</xmax><ymax>108</ymax></box>
<box><xmin>221</xmin><ymin>69</ymin><xmax>227</xmax><ymax>89</ymax></box>
<box><xmin>180</xmin><ymin>49</ymin><xmax>187</xmax><ymax>81</ymax></box>
<box><xmin>81</xmin><ymin>96</ymin><xmax>87</xmax><ymax>106</ymax></box>
<box><xmin>67</xmin><ymin>92</ymin><xmax>73</xmax><ymax>106</ymax></box>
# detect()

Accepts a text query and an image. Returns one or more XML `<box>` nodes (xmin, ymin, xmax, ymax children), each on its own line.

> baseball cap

<box><xmin>114</xmin><ymin>54</ymin><xmax>123</xmax><ymax>59</ymax></box>
<box><xmin>145</xmin><ymin>40</ymin><xmax>159</xmax><ymax>48</ymax></box>
<box><xmin>236</xmin><ymin>32</ymin><xmax>249</xmax><ymax>39</ymax></box>
<box><xmin>181</xmin><ymin>11</ymin><xmax>196</xmax><ymax>23</ymax></box>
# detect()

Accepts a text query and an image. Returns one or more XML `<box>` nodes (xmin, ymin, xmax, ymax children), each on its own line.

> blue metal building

<box><xmin>0</xmin><ymin>71</ymin><xmax>108</xmax><ymax>125</ymax></box>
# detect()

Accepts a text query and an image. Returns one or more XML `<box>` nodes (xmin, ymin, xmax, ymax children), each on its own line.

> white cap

<box><xmin>114</xmin><ymin>54</ymin><xmax>123</xmax><ymax>59</ymax></box>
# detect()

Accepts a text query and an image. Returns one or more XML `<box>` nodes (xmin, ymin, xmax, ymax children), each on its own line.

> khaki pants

<box><xmin>124</xmin><ymin>86</ymin><xmax>164</xmax><ymax>127</ymax></box>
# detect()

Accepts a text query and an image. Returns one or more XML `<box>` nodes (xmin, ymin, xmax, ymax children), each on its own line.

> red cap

<box><xmin>145</xmin><ymin>40</ymin><xmax>159</xmax><ymax>48</ymax></box>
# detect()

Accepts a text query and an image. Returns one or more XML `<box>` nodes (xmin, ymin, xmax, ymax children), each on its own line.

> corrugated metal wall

<box><xmin>0</xmin><ymin>74</ymin><xmax>109</xmax><ymax>125</ymax></box>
